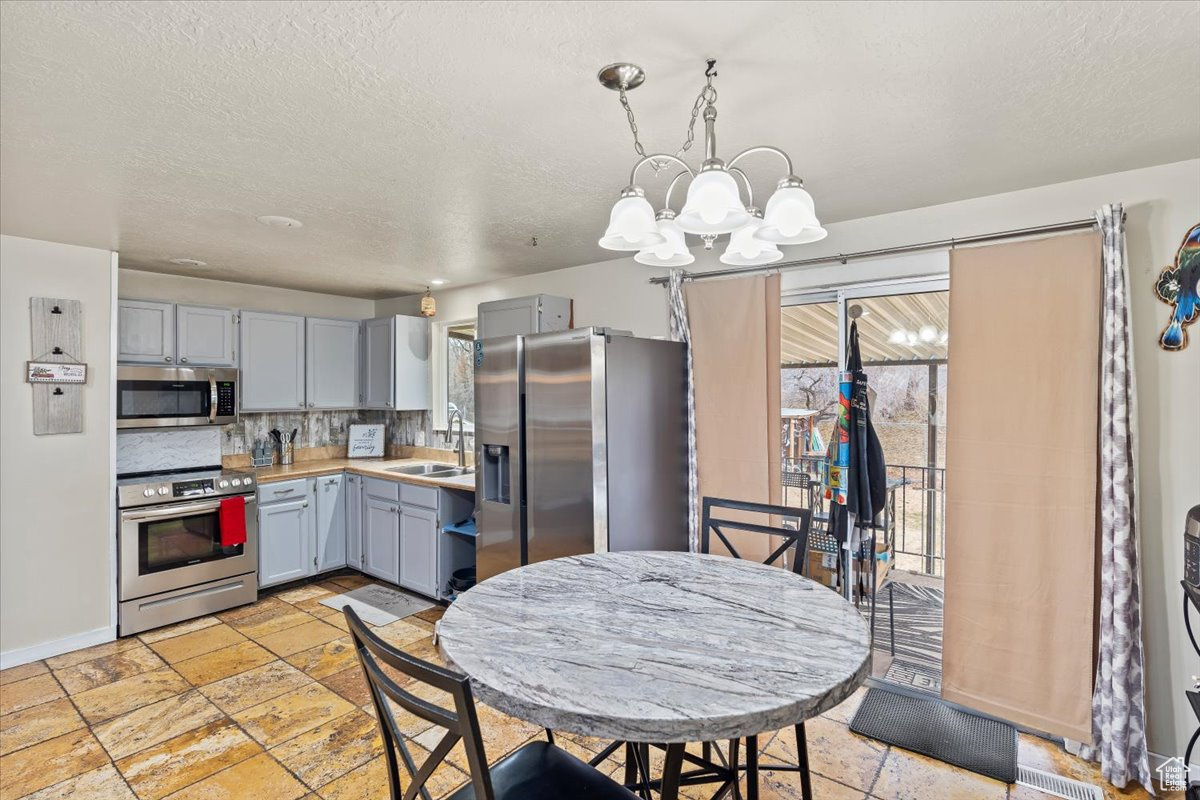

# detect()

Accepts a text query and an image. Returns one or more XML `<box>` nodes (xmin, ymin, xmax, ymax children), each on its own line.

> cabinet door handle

<box><xmin>273</xmin><ymin>488</ymin><xmax>294</xmax><ymax>495</ymax></box>
<box><xmin>313</xmin><ymin>556</ymin><xmax>317</xmax><ymax>568</ymax></box>
<box><xmin>164</xmin><ymin>356</ymin><xmax>172</xmax><ymax>363</ymax></box>
<box><xmin>301</xmin><ymin>502</ymin><xmax>309</xmax><ymax>508</ymax></box>
<box><xmin>180</xmin><ymin>357</ymin><xmax>189</xmax><ymax>363</ymax></box>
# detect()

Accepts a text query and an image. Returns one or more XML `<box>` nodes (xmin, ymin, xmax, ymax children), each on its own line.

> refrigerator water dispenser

<box><xmin>482</xmin><ymin>444</ymin><xmax>511</xmax><ymax>505</ymax></box>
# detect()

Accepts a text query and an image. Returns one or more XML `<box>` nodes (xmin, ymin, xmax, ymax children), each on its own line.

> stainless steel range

<box><xmin>117</xmin><ymin>467</ymin><xmax>258</xmax><ymax>635</ymax></box>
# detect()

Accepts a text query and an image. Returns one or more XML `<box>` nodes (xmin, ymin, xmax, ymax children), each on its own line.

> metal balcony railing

<box><xmin>782</xmin><ymin>457</ymin><xmax>946</xmax><ymax>577</ymax></box>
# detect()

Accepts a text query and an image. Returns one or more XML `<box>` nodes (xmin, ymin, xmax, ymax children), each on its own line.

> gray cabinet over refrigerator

<box><xmin>474</xmin><ymin>328</ymin><xmax>688</xmax><ymax>582</ymax></box>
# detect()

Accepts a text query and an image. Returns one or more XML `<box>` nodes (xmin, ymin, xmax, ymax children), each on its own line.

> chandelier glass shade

<box><xmin>756</xmin><ymin>183</ymin><xmax>827</xmax><ymax>244</ymax></box>
<box><xmin>598</xmin><ymin>189</ymin><xmax>665</xmax><ymax>251</ymax></box>
<box><xmin>720</xmin><ymin>211</ymin><xmax>783</xmax><ymax>266</ymax></box>
<box><xmin>676</xmin><ymin>169</ymin><xmax>751</xmax><ymax>234</ymax></box>
<box><xmin>598</xmin><ymin>59</ymin><xmax>824</xmax><ymax>264</ymax></box>
<box><xmin>634</xmin><ymin>214</ymin><xmax>695</xmax><ymax>267</ymax></box>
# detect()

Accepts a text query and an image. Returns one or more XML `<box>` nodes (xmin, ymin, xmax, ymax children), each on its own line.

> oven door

<box><xmin>116</xmin><ymin>366</ymin><xmax>237</xmax><ymax>429</ymax></box>
<box><xmin>119</xmin><ymin>496</ymin><xmax>258</xmax><ymax>601</ymax></box>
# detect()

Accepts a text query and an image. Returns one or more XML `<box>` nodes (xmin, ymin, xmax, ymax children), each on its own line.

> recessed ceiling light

<box><xmin>256</xmin><ymin>215</ymin><xmax>303</xmax><ymax>229</ymax></box>
<box><xmin>430</xmin><ymin>279</ymin><xmax>448</xmax><ymax>285</ymax></box>
<box><xmin>168</xmin><ymin>258</ymin><xmax>207</xmax><ymax>267</ymax></box>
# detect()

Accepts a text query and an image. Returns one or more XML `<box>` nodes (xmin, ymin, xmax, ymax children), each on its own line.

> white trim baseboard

<box><xmin>0</xmin><ymin>625</ymin><xmax>115</xmax><ymax>670</ymax></box>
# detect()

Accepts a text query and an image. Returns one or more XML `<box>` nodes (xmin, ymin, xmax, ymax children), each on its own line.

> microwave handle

<box><xmin>209</xmin><ymin>377</ymin><xmax>217</xmax><ymax>423</ymax></box>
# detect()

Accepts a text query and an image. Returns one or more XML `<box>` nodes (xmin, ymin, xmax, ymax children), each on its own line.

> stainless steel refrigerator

<box><xmin>474</xmin><ymin>328</ymin><xmax>689</xmax><ymax>581</ymax></box>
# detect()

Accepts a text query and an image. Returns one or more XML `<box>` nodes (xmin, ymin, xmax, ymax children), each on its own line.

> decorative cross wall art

<box><xmin>1155</xmin><ymin>222</ymin><xmax>1200</xmax><ymax>351</ymax></box>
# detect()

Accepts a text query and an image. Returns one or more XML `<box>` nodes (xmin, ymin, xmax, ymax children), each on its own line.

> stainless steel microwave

<box><xmin>116</xmin><ymin>366</ymin><xmax>238</xmax><ymax>429</ymax></box>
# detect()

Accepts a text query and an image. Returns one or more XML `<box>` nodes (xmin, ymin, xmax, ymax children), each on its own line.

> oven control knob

<box><xmin>243</xmin><ymin>477</ymin><xmax>253</xmax><ymax>486</ymax></box>
<box><xmin>143</xmin><ymin>488</ymin><xmax>155</xmax><ymax>497</ymax></box>
<box><xmin>218</xmin><ymin>479</ymin><xmax>230</xmax><ymax>489</ymax></box>
<box><xmin>157</xmin><ymin>486</ymin><xmax>169</xmax><ymax>495</ymax></box>
<box><xmin>230</xmin><ymin>478</ymin><xmax>242</xmax><ymax>487</ymax></box>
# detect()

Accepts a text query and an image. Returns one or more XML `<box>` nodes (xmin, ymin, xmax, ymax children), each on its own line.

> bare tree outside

<box><xmin>447</xmin><ymin>324</ymin><xmax>476</xmax><ymax>425</ymax></box>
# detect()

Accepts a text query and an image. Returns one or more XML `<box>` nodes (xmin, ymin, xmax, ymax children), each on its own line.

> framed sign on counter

<box><xmin>348</xmin><ymin>423</ymin><xmax>385</xmax><ymax>458</ymax></box>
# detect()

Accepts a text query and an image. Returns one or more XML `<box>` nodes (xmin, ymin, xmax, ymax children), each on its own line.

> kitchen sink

<box><xmin>386</xmin><ymin>463</ymin><xmax>455</xmax><ymax>475</ymax></box>
<box><xmin>425</xmin><ymin>467</ymin><xmax>474</xmax><ymax>478</ymax></box>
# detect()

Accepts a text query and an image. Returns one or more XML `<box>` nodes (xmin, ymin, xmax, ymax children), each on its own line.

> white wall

<box><xmin>119</xmin><ymin>269</ymin><xmax>375</xmax><ymax>319</ymax></box>
<box><xmin>379</xmin><ymin>159</ymin><xmax>1200</xmax><ymax>759</ymax></box>
<box><xmin>1</xmin><ymin>235</ymin><xmax>116</xmax><ymax>662</ymax></box>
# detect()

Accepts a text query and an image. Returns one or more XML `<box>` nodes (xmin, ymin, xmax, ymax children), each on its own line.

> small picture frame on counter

<box><xmin>348</xmin><ymin>423</ymin><xmax>385</xmax><ymax>458</ymax></box>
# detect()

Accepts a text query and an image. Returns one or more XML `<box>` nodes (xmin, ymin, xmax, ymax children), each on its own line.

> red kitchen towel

<box><xmin>219</xmin><ymin>496</ymin><xmax>247</xmax><ymax>547</ymax></box>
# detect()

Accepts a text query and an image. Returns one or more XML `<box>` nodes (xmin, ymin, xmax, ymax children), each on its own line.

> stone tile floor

<box><xmin>0</xmin><ymin>574</ymin><xmax>1178</xmax><ymax>799</ymax></box>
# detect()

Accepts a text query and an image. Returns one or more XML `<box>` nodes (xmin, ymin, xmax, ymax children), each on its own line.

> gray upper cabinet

<box><xmin>394</xmin><ymin>315</ymin><xmax>429</xmax><ymax>410</ymax></box>
<box><xmin>476</xmin><ymin>294</ymin><xmax>571</xmax><ymax>339</ymax></box>
<box><xmin>117</xmin><ymin>300</ymin><xmax>176</xmax><ymax>364</ymax></box>
<box><xmin>240</xmin><ymin>311</ymin><xmax>306</xmax><ymax>411</ymax></box>
<box><xmin>176</xmin><ymin>304</ymin><xmax>237</xmax><ymax>367</ymax></box>
<box><xmin>361</xmin><ymin>317</ymin><xmax>395</xmax><ymax>409</ymax></box>
<box><xmin>306</xmin><ymin>318</ymin><xmax>360</xmax><ymax>409</ymax></box>
<box><xmin>361</xmin><ymin>315</ymin><xmax>430</xmax><ymax>411</ymax></box>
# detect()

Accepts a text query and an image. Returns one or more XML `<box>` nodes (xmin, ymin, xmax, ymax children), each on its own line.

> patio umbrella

<box><xmin>830</xmin><ymin>320</ymin><xmax>886</xmax><ymax>596</ymax></box>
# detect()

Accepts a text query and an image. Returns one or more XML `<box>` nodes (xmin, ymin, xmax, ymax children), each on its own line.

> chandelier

<box><xmin>597</xmin><ymin>59</ymin><xmax>827</xmax><ymax>268</ymax></box>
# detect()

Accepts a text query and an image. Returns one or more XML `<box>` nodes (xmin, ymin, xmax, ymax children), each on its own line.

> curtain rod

<box><xmin>648</xmin><ymin>217</ymin><xmax>1098</xmax><ymax>285</ymax></box>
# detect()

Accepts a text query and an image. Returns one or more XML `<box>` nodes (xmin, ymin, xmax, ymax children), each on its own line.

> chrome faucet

<box><xmin>448</xmin><ymin>409</ymin><xmax>466</xmax><ymax>467</ymax></box>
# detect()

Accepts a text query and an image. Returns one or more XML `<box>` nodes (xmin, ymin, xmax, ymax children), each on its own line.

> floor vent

<box><xmin>1016</xmin><ymin>766</ymin><xmax>1103</xmax><ymax>800</ymax></box>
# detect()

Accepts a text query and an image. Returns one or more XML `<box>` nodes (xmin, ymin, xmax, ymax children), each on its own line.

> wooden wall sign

<box><xmin>29</xmin><ymin>297</ymin><xmax>85</xmax><ymax>435</ymax></box>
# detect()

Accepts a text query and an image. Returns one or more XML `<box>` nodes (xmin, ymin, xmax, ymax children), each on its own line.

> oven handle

<box><xmin>209</xmin><ymin>377</ymin><xmax>218</xmax><ymax>423</ymax></box>
<box><xmin>121</xmin><ymin>495</ymin><xmax>256</xmax><ymax>522</ymax></box>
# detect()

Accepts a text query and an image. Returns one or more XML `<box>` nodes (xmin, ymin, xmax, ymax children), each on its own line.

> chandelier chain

<box><xmin>618</xmin><ymin>68</ymin><xmax>718</xmax><ymax>176</ymax></box>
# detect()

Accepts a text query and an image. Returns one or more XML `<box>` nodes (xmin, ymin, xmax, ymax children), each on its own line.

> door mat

<box><xmin>849</xmin><ymin>688</ymin><xmax>1017</xmax><ymax>783</ymax></box>
<box><xmin>320</xmin><ymin>583</ymin><xmax>434</xmax><ymax>626</ymax></box>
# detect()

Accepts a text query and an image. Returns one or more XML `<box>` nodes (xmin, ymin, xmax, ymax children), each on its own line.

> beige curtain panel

<box><xmin>943</xmin><ymin>232</ymin><xmax>1102</xmax><ymax>742</ymax></box>
<box><xmin>685</xmin><ymin>274</ymin><xmax>782</xmax><ymax>561</ymax></box>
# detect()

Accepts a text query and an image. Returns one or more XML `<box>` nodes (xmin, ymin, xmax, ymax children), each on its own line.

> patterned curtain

<box><xmin>1078</xmin><ymin>203</ymin><xmax>1153</xmax><ymax>791</ymax></box>
<box><xmin>667</xmin><ymin>269</ymin><xmax>699</xmax><ymax>552</ymax></box>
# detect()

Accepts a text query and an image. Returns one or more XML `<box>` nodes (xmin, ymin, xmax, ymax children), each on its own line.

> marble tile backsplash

<box><xmin>117</xmin><ymin>428</ymin><xmax>223</xmax><ymax>474</ymax></box>
<box><xmin>221</xmin><ymin>409</ymin><xmax>433</xmax><ymax>455</ymax></box>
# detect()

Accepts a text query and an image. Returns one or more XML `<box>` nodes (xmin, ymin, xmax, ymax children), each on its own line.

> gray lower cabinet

<box><xmin>259</xmin><ymin>496</ymin><xmax>312</xmax><ymax>587</ymax></box>
<box><xmin>314</xmin><ymin>474</ymin><xmax>347</xmax><ymax>572</ymax></box>
<box><xmin>363</xmin><ymin>495</ymin><xmax>400</xmax><ymax>584</ymax></box>
<box><xmin>117</xmin><ymin>299</ymin><xmax>176</xmax><ymax>364</ymax></box>
<box><xmin>346</xmin><ymin>474</ymin><xmax>364</xmax><ymax>571</ymax></box>
<box><xmin>398</xmin><ymin>504</ymin><xmax>439</xmax><ymax>597</ymax></box>
<box><xmin>306</xmin><ymin>318</ymin><xmax>360</xmax><ymax>409</ymax></box>
<box><xmin>176</xmin><ymin>304</ymin><xmax>237</xmax><ymax>367</ymax></box>
<box><xmin>241</xmin><ymin>311</ymin><xmax>306</xmax><ymax>410</ymax></box>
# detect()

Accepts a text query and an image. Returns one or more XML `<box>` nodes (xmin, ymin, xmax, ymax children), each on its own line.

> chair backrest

<box><xmin>344</xmin><ymin>607</ymin><xmax>494</xmax><ymax>800</ymax></box>
<box><xmin>700</xmin><ymin>496</ymin><xmax>813</xmax><ymax>576</ymax></box>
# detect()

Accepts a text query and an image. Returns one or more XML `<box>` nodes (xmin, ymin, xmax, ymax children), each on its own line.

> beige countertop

<box><xmin>247</xmin><ymin>457</ymin><xmax>476</xmax><ymax>492</ymax></box>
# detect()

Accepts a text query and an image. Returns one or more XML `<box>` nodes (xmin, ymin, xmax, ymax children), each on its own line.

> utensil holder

<box><xmin>278</xmin><ymin>442</ymin><xmax>294</xmax><ymax>465</ymax></box>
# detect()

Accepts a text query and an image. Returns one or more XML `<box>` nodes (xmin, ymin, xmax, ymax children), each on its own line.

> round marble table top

<box><xmin>438</xmin><ymin>551</ymin><xmax>871</xmax><ymax>743</ymax></box>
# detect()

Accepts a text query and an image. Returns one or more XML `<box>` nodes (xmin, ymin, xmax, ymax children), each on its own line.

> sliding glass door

<box><xmin>780</xmin><ymin>276</ymin><xmax>948</xmax><ymax>694</ymax></box>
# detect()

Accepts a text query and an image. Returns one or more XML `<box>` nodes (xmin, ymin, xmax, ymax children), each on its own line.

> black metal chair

<box><xmin>699</xmin><ymin>496</ymin><xmax>815</xmax><ymax>800</ymax></box>
<box><xmin>344</xmin><ymin>607</ymin><xmax>639</xmax><ymax>800</ymax></box>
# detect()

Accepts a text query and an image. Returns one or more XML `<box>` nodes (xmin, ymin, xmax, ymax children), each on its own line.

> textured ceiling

<box><xmin>2</xmin><ymin>1</ymin><xmax>1197</xmax><ymax>299</ymax></box>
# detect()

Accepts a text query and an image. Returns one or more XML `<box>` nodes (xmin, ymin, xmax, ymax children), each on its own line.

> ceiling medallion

<box><xmin>597</xmin><ymin>59</ymin><xmax>827</xmax><ymax>268</ymax></box>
